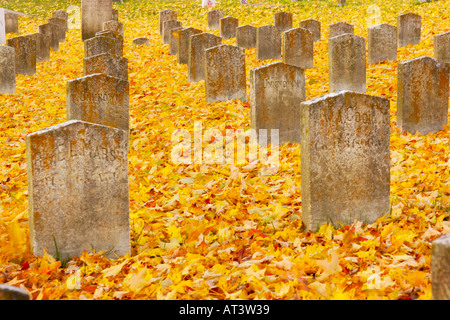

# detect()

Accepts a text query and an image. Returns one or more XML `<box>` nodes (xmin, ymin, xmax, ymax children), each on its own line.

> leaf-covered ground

<box><xmin>0</xmin><ymin>0</ymin><xmax>449</xmax><ymax>300</ymax></box>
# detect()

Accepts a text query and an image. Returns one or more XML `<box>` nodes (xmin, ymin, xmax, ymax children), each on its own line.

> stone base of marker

<box><xmin>431</xmin><ymin>233</ymin><xmax>450</xmax><ymax>300</ymax></box>
<box><xmin>0</xmin><ymin>46</ymin><xmax>16</xmax><ymax>94</ymax></box>
<box><xmin>7</xmin><ymin>36</ymin><xmax>36</xmax><ymax>76</ymax></box>
<box><xmin>83</xmin><ymin>53</ymin><xmax>128</xmax><ymax>80</ymax></box>
<box><xmin>133</xmin><ymin>37</ymin><xmax>149</xmax><ymax>46</ymax></box>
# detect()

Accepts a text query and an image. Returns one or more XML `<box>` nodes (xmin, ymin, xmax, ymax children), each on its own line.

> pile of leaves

<box><xmin>0</xmin><ymin>0</ymin><xmax>449</xmax><ymax>300</ymax></box>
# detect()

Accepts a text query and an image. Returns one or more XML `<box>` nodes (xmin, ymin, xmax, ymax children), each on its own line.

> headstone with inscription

<box><xmin>256</xmin><ymin>25</ymin><xmax>282</xmax><ymax>60</ymax></box>
<box><xmin>0</xmin><ymin>45</ymin><xmax>15</xmax><ymax>93</ymax></box>
<box><xmin>299</xmin><ymin>19</ymin><xmax>321</xmax><ymax>43</ymax></box>
<box><xmin>329</xmin><ymin>21</ymin><xmax>354</xmax><ymax>38</ymax></box>
<box><xmin>83</xmin><ymin>53</ymin><xmax>128</xmax><ymax>80</ymax></box>
<box><xmin>220</xmin><ymin>16</ymin><xmax>239</xmax><ymax>39</ymax></box>
<box><xmin>158</xmin><ymin>9</ymin><xmax>177</xmax><ymax>36</ymax></box>
<box><xmin>188</xmin><ymin>32</ymin><xmax>221</xmax><ymax>82</ymax></box>
<box><xmin>397</xmin><ymin>13</ymin><xmax>421</xmax><ymax>47</ymax></box>
<box><xmin>236</xmin><ymin>25</ymin><xmax>257</xmax><ymax>49</ymax></box>
<box><xmin>282</xmin><ymin>27</ymin><xmax>314</xmax><ymax>69</ymax></box>
<box><xmin>368</xmin><ymin>23</ymin><xmax>397</xmax><ymax>65</ymax></box>
<box><xmin>81</xmin><ymin>0</ymin><xmax>113</xmax><ymax>40</ymax></box>
<box><xmin>7</xmin><ymin>36</ymin><xmax>36</xmax><ymax>75</ymax></box>
<box><xmin>274</xmin><ymin>12</ymin><xmax>293</xmax><ymax>32</ymax></box>
<box><xmin>207</xmin><ymin>9</ymin><xmax>224</xmax><ymax>30</ymax></box>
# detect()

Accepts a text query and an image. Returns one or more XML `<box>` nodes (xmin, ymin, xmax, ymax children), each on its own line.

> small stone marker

<box><xmin>397</xmin><ymin>56</ymin><xmax>449</xmax><ymax>134</ymax></box>
<box><xmin>26</xmin><ymin>120</ymin><xmax>130</xmax><ymax>259</ymax></box>
<box><xmin>337</xmin><ymin>0</ymin><xmax>346</xmax><ymax>6</ymax></box>
<box><xmin>67</xmin><ymin>73</ymin><xmax>129</xmax><ymax>131</ymax></box>
<box><xmin>132</xmin><ymin>37</ymin><xmax>149</xmax><ymax>46</ymax></box>
<box><xmin>431</xmin><ymin>233</ymin><xmax>450</xmax><ymax>300</ymax></box>
<box><xmin>397</xmin><ymin>13</ymin><xmax>421</xmax><ymax>47</ymax></box>
<box><xmin>0</xmin><ymin>285</ymin><xmax>30</xmax><ymax>300</ymax></box>
<box><xmin>81</xmin><ymin>0</ymin><xmax>113</xmax><ymax>40</ymax></box>
<box><xmin>220</xmin><ymin>16</ymin><xmax>238</xmax><ymax>39</ymax></box>
<box><xmin>207</xmin><ymin>9</ymin><xmax>224</xmax><ymax>30</ymax></box>
<box><xmin>26</xmin><ymin>32</ymin><xmax>50</xmax><ymax>63</ymax></box>
<box><xmin>84</xmin><ymin>35</ymin><xmax>122</xmax><ymax>58</ymax></box>
<box><xmin>250</xmin><ymin>62</ymin><xmax>305</xmax><ymax>146</ymax></box>
<box><xmin>188</xmin><ymin>32</ymin><xmax>221</xmax><ymax>82</ymax></box>
<box><xmin>329</xmin><ymin>21</ymin><xmax>354</xmax><ymax>38</ymax></box>
<box><xmin>159</xmin><ymin>9</ymin><xmax>177</xmax><ymax>36</ymax></box>
<box><xmin>5</xmin><ymin>12</ymin><xmax>19</xmax><ymax>34</ymax></box>
<box><xmin>169</xmin><ymin>26</ymin><xmax>183</xmax><ymax>55</ymax></box>
<box><xmin>177</xmin><ymin>27</ymin><xmax>202</xmax><ymax>64</ymax></box>
<box><xmin>434</xmin><ymin>31</ymin><xmax>450</xmax><ymax>67</ymax></box>
<box><xmin>162</xmin><ymin>20</ymin><xmax>182</xmax><ymax>45</ymax></box>
<box><xmin>236</xmin><ymin>25</ymin><xmax>257</xmax><ymax>49</ymax></box>
<box><xmin>51</xmin><ymin>10</ymin><xmax>69</xmax><ymax>32</ymax></box>
<box><xmin>329</xmin><ymin>33</ymin><xmax>366</xmax><ymax>93</ymax></box>
<box><xmin>205</xmin><ymin>44</ymin><xmax>247</xmax><ymax>103</ymax></box>
<box><xmin>299</xmin><ymin>19</ymin><xmax>321</xmax><ymax>43</ymax></box>
<box><xmin>282</xmin><ymin>27</ymin><xmax>314</xmax><ymax>69</ymax></box>
<box><xmin>256</xmin><ymin>25</ymin><xmax>282</xmax><ymax>60</ymax></box>
<box><xmin>368</xmin><ymin>23</ymin><xmax>397</xmax><ymax>64</ymax></box>
<box><xmin>83</xmin><ymin>53</ymin><xmax>128</xmax><ymax>80</ymax></box>
<box><xmin>48</xmin><ymin>17</ymin><xmax>67</xmax><ymax>43</ymax></box>
<box><xmin>0</xmin><ymin>45</ymin><xmax>16</xmax><ymax>93</ymax></box>
<box><xmin>274</xmin><ymin>12</ymin><xmax>293</xmax><ymax>32</ymax></box>
<box><xmin>38</xmin><ymin>23</ymin><xmax>59</xmax><ymax>51</ymax></box>
<box><xmin>300</xmin><ymin>91</ymin><xmax>390</xmax><ymax>231</ymax></box>
<box><xmin>7</xmin><ymin>36</ymin><xmax>36</xmax><ymax>76</ymax></box>
<box><xmin>0</xmin><ymin>8</ymin><xmax>5</xmax><ymax>45</ymax></box>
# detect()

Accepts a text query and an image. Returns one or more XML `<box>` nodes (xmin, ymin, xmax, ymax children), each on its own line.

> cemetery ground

<box><xmin>0</xmin><ymin>0</ymin><xmax>450</xmax><ymax>300</ymax></box>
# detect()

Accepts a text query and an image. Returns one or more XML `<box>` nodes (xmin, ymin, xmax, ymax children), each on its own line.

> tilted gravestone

<box><xmin>299</xmin><ymin>19</ymin><xmax>321</xmax><ymax>43</ymax></box>
<box><xmin>256</xmin><ymin>25</ymin><xmax>282</xmax><ymax>60</ymax></box>
<box><xmin>5</xmin><ymin>12</ymin><xmax>19</xmax><ymax>34</ymax></box>
<box><xmin>188</xmin><ymin>32</ymin><xmax>222</xmax><ymax>82</ymax></box>
<box><xmin>397</xmin><ymin>56</ymin><xmax>449</xmax><ymax>135</ymax></box>
<box><xmin>236</xmin><ymin>25</ymin><xmax>257</xmax><ymax>49</ymax></box>
<box><xmin>83</xmin><ymin>53</ymin><xmax>128</xmax><ymax>80</ymax></box>
<box><xmin>434</xmin><ymin>31</ymin><xmax>450</xmax><ymax>67</ymax></box>
<box><xmin>162</xmin><ymin>20</ymin><xmax>182</xmax><ymax>45</ymax></box>
<box><xmin>207</xmin><ymin>9</ymin><xmax>224</xmax><ymax>30</ymax></box>
<box><xmin>169</xmin><ymin>27</ymin><xmax>183</xmax><ymax>56</ymax></box>
<box><xmin>84</xmin><ymin>35</ymin><xmax>122</xmax><ymax>58</ymax></box>
<box><xmin>220</xmin><ymin>16</ymin><xmax>239</xmax><ymax>39</ymax></box>
<box><xmin>328</xmin><ymin>21</ymin><xmax>354</xmax><ymax>38</ymax></box>
<box><xmin>431</xmin><ymin>233</ymin><xmax>450</xmax><ymax>300</ymax></box>
<box><xmin>67</xmin><ymin>73</ymin><xmax>129</xmax><ymax>131</ymax></box>
<box><xmin>81</xmin><ymin>0</ymin><xmax>113</xmax><ymax>40</ymax></box>
<box><xmin>368</xmin><ymin>23</ymin><xmax>397</xmax><ymax>65</ymax></box>
<box><xmin>205</xmin><ymin>44</ymin><xmax>247</xmax><ymax>103</ymax></box>
<box><xmin>274</xmin><ymin>12</ymin><xmax>293</xmax><ymax>33</ymax></box>
<box><xmin>38</xmin><ymin>23</ymin><xmax>59</xmax><ymax>51</ymax></box>
<box><xmin>7</xmin><ymin>36</ymin><xmax>36</xmax><ymax>75</ymax></box>
<box><xmin>177</xmin><ymin>27</ymin><xmax>202</xmax><ymax>64</ymax></box>
<box><xmin>26</xmin><ymin>33</ymin><xmax>50</xmax><ymax>63</ymax></box>
<box><xmin>0</xmin><ymin>46</ymin><xmax>16</xmax><ymax>93</ymax></box>
<box><xmin>48</xmin><ymin>17</ymin><xmax>67</xmax><ymax>43</ymax></box>
<box><xmin>282</xmin><ymin>27</ymin><xmax>314</xmax><ymax>69</ymax></box>
<box><xmin>397</xmin><ymin>13</ymin><xmax>421</xmax><ymax>47</ymax></box>
<box><xmin>0</xmin><ymin>8</ymin><xmax>5</xmax><ymax>45</ymax></box>
<box><xmin>159</xmin><ymin>9</ymin><xmax>177</xmax><ymax>36</ymax></box>
<box><xmin>250</xmin><ymin>62</ymin><xmax>305</xmax><ymax>146</ymax></box>
<box><xmin>329</xmin><ymin>33</ymin><xmax>366</xmax><ymax>93</ymax></box>
<box><xmin>26</xmin><ymin>120</ymin><xmax>130</xmax><ymax>259</ymax></box>
<box><xmin>300</xmin><ymin>91</ymin><xmax>390</xmax><ymax>231</ymax></box>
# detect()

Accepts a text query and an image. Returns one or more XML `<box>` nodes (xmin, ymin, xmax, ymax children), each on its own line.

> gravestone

<box><xmin>38</xmin><ymin>23</ymin><xmax>59</xmax><ymax>51</ymax></box>
<box><xmin>329</xmin><ymin>21</ymin><xmax>354</xmax><ymax>38</ymax></box>
<box><xmin>220</xmin><ymin>16</ymin><xmax>238</xmax><ymax>39</ymax></box>
<box><xmin>67</xmin><ymin>73</ymin><xmax>129</xmax><ymax>131</ymax></box>
<box><xmin>256</xmin><ymin>25</ymin><xmax>282</xmax><ymax>60</ymax></box>
<box><xmin>83</xmin><ymin>53</ymin><xmax>128</xmax><ymax>80</ymax></box>
<box><xmin>0</xmin><ymin>8</ymin><xmax>5</xmax><ymax>44</ymax></box>
<box><xmin>431</xmin><ymin>233</ymin><xmax>450</xmax><ymax>300</ymax></box>
<box><xmin>103</xmin><ymin>20</ymin><xmax>124</xmax><ymax>53</ymax></box>
<box><xmin>51</xmin><ymin>10</ymin><xmax>69</xmax><ymax>31</ymax></box>
<box><xmin>81</xmin><ymin>0</ymin><xmax>113</xmax><ymax>40</ymax></box>
<box><xmin>0</xmin><ymin>46</ymin><xmax>15</xmax><ymax>93</ymax></box>
<box><xmin>26</xmin><ymin>33</ymin><xmax>50</xmax><ymax>62</ymax></box>
<box><xmin>177</xmin><ymin>27</ymin><xmax>202</xmax><ymax>64</ymax></box>
<box><xmin>162</xmin><ymin>20</ymin><xmax>182</xmax><ymax>45</ymax></box>
<box><xmin>397</xmin><ymin>56</ymin><xmax>449</xmax><ymax>134</ymax></box>
<box><xmin>250</xmin><ymin>62</ymin><xmax>305</xmax><ymax>146</ymax></box>
<box><xmin>300</xmin><ymin>91</ymin><xmax>390</xmax><ymax>231</ymax></box>
<box><xmin>26</xmin><ymin>120</ymin><xmax>130</xmax><ymax>259</ymax></box>
<box><xmin>434</xmin><ymin>31</ymin><xmax>450</xmax><ymax>67</ymax></box>
<box><xmin>368</xmin><ymin>23</ymin><xmax>397</xmax><ymax>65</ymax></box>
<box><xmin>337</xmin><ymin>0</ymin><xmax>346</xmax><ymax>6</ymax></box>
<box><xmin>207</xmin><ymin>9</ymin><xmax>224</xmax><ymax>30</ymax></box>
<box><xmin>188</xmin><ymin>32</ymin><xmax>222</xmax><ymax>82</ymax></box>
<box><xmin>397</xmin><ymin>13</ymin><xmax>421</xmax><ymax>47</ymax></box>
<box><xmin>5</xmin><ymin>12</ymin><xmax>19</xmax><ymax>34</ymax></box>
<box><xmin>159</xmin><ymin>9</ymin><xmax>177</xmax><ymax>36</ymax></box>
<box><xmin>236</xmin><ymin>25</ymin><xmax>257</xmax><ymax>49</ymax></box>
<box><xmin>169</xmin><ymin>27</ymin><xmax>183</xmax><ymax>56</ymax></box>
<box><xmin>7</xmin><ymin>36</ymin><xmax>36</xmax><ymax>75</ymax></box>
<box><xmin>205</xmin><ymin>44</ymin><xmax>247</xmax><ymax>103</ymax></box>
<box><xmin>48</xmin><ymin>17</ymin><xmax>67</xmax><ymax>43</ymax></box>
<box><xmin>329</xmin><ymin>33</ymin><xmax>366</xmax><ymax>93</ymax></box>
<box><xmin>0</xmin><ymin>285</ymin><xmax>30</xmax><ymax>300</ymax></box>
<box><xmin>282</xmin><ymin>27</ymin><xmax>314</xmax><ymax>69</ymax></box>
<box><xmin>299</xmin><ymin>19</ymin><xmax>321</xmax><ymax>43</ymax></box>
<box><xmin>274</xmin><ymin>12</ymin><xmax>293</xmax><ymax>32</ymax></box>
<box><xmin>112</xmin><ymin>9</ymin><xmax>119</xmax><ymax>21</ymax></box>
<box><xmin>84</xmin><ymin>35</ymin><xmax>122</xmax><ymax>58</ymax></box>
<box><xmin>133</xmin><ymin>37</ymin><xmax>149</xmax><ymax>46</ymax></box>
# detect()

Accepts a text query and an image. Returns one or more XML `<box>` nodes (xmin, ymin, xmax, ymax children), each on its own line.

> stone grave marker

<box><xmin>133</xmin><ymin>37</ymin><xmax>149</xmax><ymax>46</ymax></box>
<box><xmin>207</xmin><ymin>9</ymin><xmax>224</xmax><ymax>30</ymax></box>
<box><xmin>250</xmin><ymin>62</ymin><xmax>305</xmax><ymax>146</ymax></box>
<box><xmin>177</xmin><ymin>27</ymin><xmax>202</xmax><ymax>64</ymax></box>
<box><xmin>368</xmin><ymin>23</ymin><xmax>397</xmax><ymax>65</ymax></box>
<box><xmin>329</xmin><ymin>21</ymin><xmax>354</xmax><ymax>38</ymax></box>
<box><xmin>299</xmin><ymin>19</ymin><xmax>321</xmax><ymax>42</ymax></box>
<box><xmin>300</xmin><ymin>91</ymin><xmax>390</xmax><ymax>231</ymax></box>
<box><xmin>169</xmin><ymin>27</ymin><xmax>183</xmax><ymax>56</ymax></box>
<box><xmin>83</xmin><ymin>53</ymin><xmax>128</xmax><ymax>80</ymax></box>
<box><xmin>84</xmin><ymin>35</ymin><xmax>122</xmax><ymax>58</ymax></box>
<box><xmin>162</xmin><ymin>20</ymin><xmax>182</xmax><ymax>45</ymax></box>
<box><xmin>7</xmin><ymin>36</ymin><xmax>36</xmax><ymax>75</ymax></box>
<box><xmin>0</xmin><ymin>8</ymin><xmax>5</xmax><ymax>45</ymax></box>
<box><xmin>48</xmin><ymin>17</ymin><xmax>67</xmax><ymax>43</ymax></box>
<box><xmin>5</xmin><ymin>12</ymin><xmax>19</xmax><ymax>34</ymax></box>
<box><xmin>434</xmin><ymin>31</ymin><xmax>450</xmax><ymax>67</ymax></box>
<box><xmin>397</xmin><ymin>56</ymin><xmax>449</xmax><ymax>134</ymax></box>
<box><xmin>112</xmin><ymin>9</ymin><xmax>119</xmax><ymax>21</ymax></box>
<box><xmin>103</xmin><ymin>20</ymin><xmax>124</xmax><ymax>53</ymax></box>
<box><xmin>26</xmin><ymin>120</ymin><xmax>130</xmax><ymax>259</ymax></box>
<box><xmin>220</xmin><ymin>16</ymin><xmax>239</xmax><ymax>39</ymax></box>
<box><xmin>51</xmin><ymin>10</ymin><xmax>69</xmax><ymax>32</ymax></box>
<box><xmin>0</xmin><ymin>45</ymin><xmax>16</xmax><ymax>93</ymax></box>
<box><xmin>26</xmin><ymin>33</ymin><xmax>50</xmax><ymax>62</ymax></box>
<box><xmin>256</xmin><ymin>25</ymin><xmax>282</xmax><ymax>60</ymax></box>
<box><xmin>38</xmin><ymin>23</ymin><xmax>59</xmax><ymax>51</ymax></box>
<box><xmin>274</xmin><ymin>12</ymin><xmax>293</xmax><ymax>32</ymax></box>
<box><xmin>397</xmin><ymin>13</ymin><xmax>421</xmax><ymax>47</ymax></box>
<box><xmin>236</xmin><ymin>25</ymin><xmax>257</xmax><ymax>49</ymax></box>
<box><xmin>159</xmin><ymin>9</ymin><xmax>177</xmax><ymax>36</ymax></box>
<box><xmin>431</xmin><ymin>233</ymin><xmax>450</xmax><ymax>300</ymax></box>
<box><xmin>282</xmin><ymin>27</ymin><xmax>314</xmax><ymax>69</ymax></box>
<box><xmin>329</xmin><ymin>33</ymin><xmax>366</xmax><ymax>93</ymax></box>
<box><xmin>0</xmin><ymin>285</ymin><xmax>30</xmax><ymax>300</ymax></box>
<box><xmin>81</xmin><ymin>0</ymin><xmax>113</xmax><ymax>40</ymax></box>
<box><xmin>188</xmin><ymin>32</ymin><xmax>221</xmax><ymax>82</ymax></box>
<box><xmin>205</xmin><ymin>44</ymin><xmax>246</xmax><ymax>103</ymax></box>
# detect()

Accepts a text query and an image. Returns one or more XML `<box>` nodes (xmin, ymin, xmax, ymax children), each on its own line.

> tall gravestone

<box><xmin>397</xmin><ymin>56</ymin><xmax>449</xmax><ymax>134</ymax></box>
<box><xmin>5</xmin><ymin>12</ymin><xmax>19</xmax><ymax>34</ymax></box>
<box><xmin>236</xmin><ymin>25</ymin><xmax>257</xmax><ymax>49</ymax></box>
<box><xmin>207</xmin><ymin>9</ymin><xmax>224</xmax><ymax>30</ymax></box>
<box><xmin>300</xmin><ymin>91</ymin><xmax>390</xmax><ymax>231</ymax></box>
<box><xmin>256</xmin><ymin>25</ymin><xmax>281</xmax><ymax>60</ymax></box>
<box><xmin>84</xmin><ymin>35</ymin><xmax>122</xmax><ymax>58</ymax></box>
<box><xmin>368</xmin><ymin>23</ymin><xmax>397</xmax><ymax>65</ymax></box>
<box><xmin>169</xmin><ymin>27</ymin><xmax>183</xmax><ymax>56</ymax></box>
<box><xmin>250</xmin><ymin>62</ymin><xmax>305</xmax><ymax>146</ymax></box>
<box><xmin>0</xmin><ymin>8</ymin><xmax>5</xmax><ymax>45</ymax></box>
<box><xmin>329</xmin><ymin>21</ymin><xmax>354</xmax><ymax>38</ymax></box>
<box><xmin>329</xmin><ymin>33</ymin><xmax>366</xmax><ymax>93</ymax></box>
<box><xmin>177</xmin><ymin>27</ymin><xmax>202</xmax><ymax>64</ymax></box>
<box><xmin>188</xmin><ymin>32</ymin><xmax>221</xmax><ymax>82</ymax></box>
<box><xmin>431</xmin><ymin>234</ymin><xmax>450</xmax><ymax>300</ymax></box>
<box><xmin>26</xmin><ymin>33</ymin><xmax>50</xmax><ymax>63</ymax></box>
<box><xmin>282</xmin><ymin>27</ymin><xmax>314</xmax><ymax>69</ymax></box>
<box><xmin>274</xmin><ymin>12</ymin><xmax>293</xmax><ymax>32</ymax></box>
<box><xmin>162</xmin><ymin>20</ymin><xmax>182</xmax><ymax>45</ymax></box>
<box><xmin>434</xmin><ymin>31</ymin><xmax>450</xmax><ymax>67</ymax></box>
<box><xmin>26</xmin><ymin>120</ymin><xmax>130</xmax><ymax>259</ymax></box>
<box><xmin>159</xmin><ymin>9</ymin><xmax>177</xmax><ymax>36</ymax></box>
<box><xmin>39</xmin><ymin>23</ymin><xmax>59</xmax><ymax>51</ymax></box>
<box><xmin>0</xmin><ymin>46</ymin><xmax>15</xmax><ymax>93</ymax></box>
<box><xmin>299</xmin><ymin>19</ymin><xmax>321</xmax><ymax>43</ymax></box>
<box><xmin>397</xmin><ymin>13</ymin><xmax>421</xmax><ymax>47</ymax></box>
<box><xmin>7</xmin><ymin>36</ymin><xmax>36</xmax><ymax>76</ymax></box>
<box><xmin>205</xmin><ymin>44</ymin><xmax>247</xmax><ymax>103</ymax></box>
<box><xmin>83</xmin><ymin>53</ymin><xmax>128</xmax><ymax>80</ymax></box>
<box><xmin>82</xmin><ymin>0</ymin><xmax>113</xmax><ymax>40</ymax></box>
<box><xmin>220</xmin><ymin>16</ymin><xmax>238</xmax><ymax>39</ymax></box>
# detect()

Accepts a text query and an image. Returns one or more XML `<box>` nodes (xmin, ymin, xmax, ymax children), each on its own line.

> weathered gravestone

<box><xmin>0</xmin><ymin>46</ymin><xmax>15</xmax><ymax>93</ymax></box>
<box><xmin>207</xmin><ymin>9</ymin><xmax>224</xmax><ymax>30</ymax></box>
<box><xmin>256</xmin><ymin>25</ymin><xmax>282</xmax><ymax>60</ymax></box>
<box><xmin>188</xmin><ymin>32</ymin><xmax>221</xmax><ymax>82</ymax></box>
<box><xmin>103</xmin><ymin>20</ymin><xmax>124</xmax><ymax>53</ymax></box>
<box><xmin>51</xmin><ymin>10</ymin><xmax>69</xmax><ymax>32</ymax></box>
<box><xmin>5</xmin><ymin>12</ymin><xmax>19</xmax><ymax>34</ymax></box>
<box><xmin>274</xmin><ymin>12</ymin><xmax>293</xmax><ymax>33</ymax></box>
<box><xmin>282</xmin><ymin>27</ymin><xmax>314</xmax><ymax>69</ymax></box>
<box><xmin>169</xmin><ymin>27</ymin><xmax>183</xmax><ymax>56</ymax></box>
<box><xmin>0</xmin><ymin>8</ymin><xmax>5</xmax><ymax>45</ymax></box>
<box><xmin>132</xmin><ymin>37</ymin><xmax>149</xmax><ymax>46</ymax></box>
<box><xmin>205</xmin><ymin>44</ymin><xmax>247</xmax><ymax>103</ymax></box>
<box><xmin>7</xmin><ymin>36</ymin><xmax>36</xmax><ymax>75</ymax></box>
<box><xmin>299</xmin><ymin>19</ymin><xmax>321</xmax><ymax>43</ymax></box>
<box><xmin>112</xmin><ymin>9</ymin><xmax>119</xmax><ymax>21</ymax></box>
<box><xmin>329</xmin><ymin>21</ymin><xmax>354</xmax><ymax>38</ymax></box>
<box><xmin>397</xmin><ymin>56</ymin><xmax>449</xmax><ymax>134</ymax></box>
<box><xmin>434</xmin><ymin>31</ymin><xmax>450</xmax><ymax>67</ymax></box>
<box><xmin>329</xmin><ymin>33</ymin><xmax>366</xmax><ymax>93</ymax></box>
<box><xmin>220</xmin><ymin>16</ymin><xmax>239</xmax><ymax>39</ymax></box>
<box><xmin>159</xmin><ymin>9</ymin><xmax>177</xmax><ymax>36</ymax></box>
<box><xmin>300</xmin><ymin>91</ymin><xmax>390</xmax><ymax>231</ymax></box>
<box><xmin>236</xmin><ymin>25</ymin><xmax>257</xmax><ymax>49</ymax></box>
<box><xmin>83</xmin><ymin>53</ymin><xmax>128</xmax><ymax>80</ymax></box>
<box><xmin>84</xmin><ymin>35</ymin><xmax>122</xmax><ymax>58</ymax></box>
<box><xmin>26</xmin><ymin>120</ymin><xmax>130</xmax><ymax>259</ymax></box>
<box><xmin>162</xmin><ymin>20</ymin><xmax>182</xmax><ymax>45</ymax></box>
<box><xmin>0</xmin><ymin>285</ymin><xmax>30</xmax><ymax>300</ymax></box>
<box><xmin>48</xmin><ymin>17</ymin><xmax>67</xmax><ymax>43</ymax></box>
<box><xmin>26</xmin><ymin>33</ymin><xmax>50</xmax><ymax>63</ymax></box>
<box><xmin>38</xmin><ymin>23</ymin><xmax>59</xmax><ymax>51</ymax></box>
<box><xmin>67</xmin><ymin>73</ymin><xmax>129</xmax><ymax>131</ymax></box>
<box><xmin>177</xmin><ymin>27</ymin><xmax>202</xmax><ymax>64</ymax></box>
<box><xmin>397</xmin><ymin>13</ymin><xmax>421</xmax><ymax>47</ymax></box>
<box><xmin>431</xmin><ymin>233</ymin><xmax>450</xmax><ymax>300</ymax></box>
<box><xmin>250</xmin><ymin>62</ymin><xmax>305</xmax><ymax>146</ymax></box>
<box><xmin>368</xmin><ymin>23</ymin><xmax>397</xmax><ymax>65</ymax></box>
<box><xmin>81</xmin><ymin>0</ymin><xmax>113</xmax><ymax>40</ymax></box>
